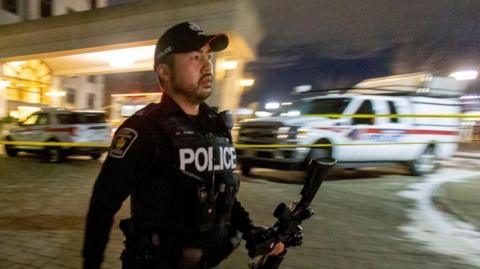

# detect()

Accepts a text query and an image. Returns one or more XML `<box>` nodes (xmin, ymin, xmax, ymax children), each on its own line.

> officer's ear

<box><xmin>156</xmin><ymin>64</ymin><xmax>171</xmax><ymax>83</ymax></box>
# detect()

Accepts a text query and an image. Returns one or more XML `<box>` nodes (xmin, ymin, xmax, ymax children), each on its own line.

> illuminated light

<box><xmin>449</xmin><ymin>70</ymin><xmax>478</xmax><ymax>80</ymax></box>
<box><xmin>416</xmin><ymin>88</ymin><xmax>430</xmax><ymax>93</ymax></box>
<box><xmin>46</xmin><ymin>91</ymin><xmax>66</xmax><ymax>97</ymax></box>
<box><xmin>280</xmin><ymin>110</ymin><xmax>301</xmax><ymax>117</ymax></box>
<box><xmin>276</xmin><ymin>127</ymin><xmax>291</xmax><ymax>139</ymax></box>
<box><xmin>9</xmin><ymin>111</ymin><xmax>19</xmax><ymax>118</ymax></box>
<box><xmin>265</xmin><ymin>102</ymin><xmax>280</xmax><ymax>110</ymax></box>
<box><xmin>103</xmin><ymin>48</ymin><xmax>140</xmax><ymax>68</ymax></box>
<box><xmin>294</xmin><ymin>85</ymin><xmax>312</xmax><ymax>93</ymax></box>
<box><xmin>281</xmin><ymin>102</ymin><xmax>292</xmax><ymax>106</ymax></box>
<box><xmin>109</xmin><ymin>57</ymin><xmax>136</xmax><ymax>68</ymax></box>
<box><xmin>8</xmin><ymin>61</ymin><xmax>26</xmax><ymax>68</ymax></box>
<box><xmin>239</xmin><ymin>79</ymin><xmax>255</xmax><ymax>87</ymax></box>
<box><xmin>221</xmin><ymin>60</ymin><xmax>238</xmax><ymax>70</ymax></box>
<box><xmin>0</xmin><ymin>80</ymin><xmax>11</xmax><ymax>88</ymax></box>
<box><xmin>277</xmin><ymin>127</ymin><xmax>290</xmax><ymax>134</ymax></box>
<box><xmin>460</xmin><ymin>95</ymin><xmax>479</xmax><ymax>100</ymax></box>
<box><xmin>298</xmin><ymin>128</ymin><xmax>309</xmax><ymax>134</ymax></box>
<box><xmin>254</xmin><ymin>111</ymin><xmax>272</xmax><ymax>117</ymax></box>
<box><xmin>297</xmin><ymin>127</ymin><xmax>310</xmax><ymax>138</ymax></box>
<box><xmin>235</xmin><ymin>108</ymin><xmax>253</xmax><ymax>116</ymax></box>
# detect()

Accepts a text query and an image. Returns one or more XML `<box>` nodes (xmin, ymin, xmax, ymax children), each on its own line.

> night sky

<box><xmin>241</xmin><ymin>0</ymin><xmax>480</xmax><ymax>107</ymax></box>
<box><xmin>106</xmin><ymin>1</ymin><xmax>480</xmax><ymax>110</ymax></box>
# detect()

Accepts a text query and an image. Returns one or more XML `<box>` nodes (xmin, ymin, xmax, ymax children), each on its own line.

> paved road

<box><xmin>0</xmin><ymin>154</ymin><xmax>479</xmax><ymax>268</ymax></box>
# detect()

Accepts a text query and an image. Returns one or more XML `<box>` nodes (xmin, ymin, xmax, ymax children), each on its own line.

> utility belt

<box><xmin>120</xmin><ymin>218</ymin><xmax>240</xmax><ymax>269</ymax></box>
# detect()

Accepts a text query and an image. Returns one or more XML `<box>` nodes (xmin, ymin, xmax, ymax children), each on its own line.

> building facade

<box><xmin>1</xmin><ymin>0</ymin><xmax>108</xmax><ymax>24</ymax></box>
<box><xmin>0</xmin><ymin>0</ymin><xmax>263</xmax><ymax>120</ymax></box>
<box><xmin>0</xmin><ymin>0</ymin><xmax>108</xmax><ymax>119</ymax></box>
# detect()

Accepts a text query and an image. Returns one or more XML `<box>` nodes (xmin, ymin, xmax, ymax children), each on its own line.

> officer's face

<box><xmin>170</xmin><ymin>44</ymin><xmax>214</xmax><ymax>103</ymax></box>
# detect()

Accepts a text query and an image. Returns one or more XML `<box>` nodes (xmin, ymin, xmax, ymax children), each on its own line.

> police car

<box><xmin>237</xmin><ymin>73</ymin><xmax>467</xmax><ymax>176</ymax></box>
<box><xmin>3</xmin><ymin>108</ymin><xmax>112</xmax><ymax>162</ymax></box>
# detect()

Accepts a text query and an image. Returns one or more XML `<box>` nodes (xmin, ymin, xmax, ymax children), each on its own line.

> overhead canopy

<box><xmin>0</xmin><ymin>0</ymin><xmax>263</xmax><ymax>76</ymax></box>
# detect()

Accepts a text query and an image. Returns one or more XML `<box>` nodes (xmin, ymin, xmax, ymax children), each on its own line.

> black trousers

<box><xmin>120</xmin><ymin>248</ymin><xmax>220</xmax><ymax>269</ymax></box>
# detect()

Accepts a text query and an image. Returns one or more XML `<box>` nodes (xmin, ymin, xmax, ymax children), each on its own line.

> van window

<box><xmin>56</xmin><ymin>113</ymin><xmax>76</xmax><ymax>124</ymax></box>
<box><xmin>37</xmin><ymin>114</ymin><xmax>49</xmax><ymax>125</ymax></box>
<box><xmin>56</xmin><ymin>112</ymin><xmax>106</xmax><ymax>124</ymax></box>
<box><xmin>278</xmin><ymin>98</ymin><xmax>351</xmax><ymax>116</ymax></box>
<box><xmin>22</xmin><ymin>114</ymin><xmax>39</xmax><ymax>126</ymax></box>
<box><xmin>76</xmin><ymin>112</ymin><xmax>106</xmax><ymax>124</ymax></box>
<box><xmin>387</xmin><ymin>101</ymin><xmax>398</xmax><ymax>123</ymax></box>
<box><xmin>353</xmin><ymin>100</ymin><xmax>374</xmax><ymax>125</ymax></box>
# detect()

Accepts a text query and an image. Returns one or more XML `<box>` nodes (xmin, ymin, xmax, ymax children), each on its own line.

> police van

<box><xmin>236</xmin><ymin>73</ymin><xmax>468</xmax><ymax>176</ymax></box>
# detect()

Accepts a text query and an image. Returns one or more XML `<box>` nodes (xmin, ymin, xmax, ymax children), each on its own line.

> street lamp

<box><xmin>0</xmin><ymin>80</ymin><xmax>11</xmax><ymax>88</ymax></box>
<box><xmin>265</xmin><ymin>102</ymin><xmax>280</xmax><ymax>110</ymax></box>
<box><xmin>221</xmin><ymin>60</ymin><xmax>238</xmax><ymax>70</ymax></box>
<box><xmin>239</xmin><ymin>78</ymin><xmax>255</xmax><ymax>87</ymax></box>
<box><xmin>449</xmin><ymin>70</ymin><xmax>478</xmax><ymax>81</ymax></box>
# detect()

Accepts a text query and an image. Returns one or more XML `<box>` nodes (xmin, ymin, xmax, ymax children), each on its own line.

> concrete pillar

<box><xmin>49</xmin><ymin>76</ymin><xmax>64</xmax><ymax>107</ymax></box>
<box><xmin>0</xmin><ymin>90</ymin><xmax>6</xmax><ymax>118</ymax></box>
<box><xmin>0</xmin><ymin>65</ymin><xmax>8</xmax><ymax>118</ymax></box>
<box><xmin>95</xmin><ymin>75</ymin><xmax>105</xmax><ymax>110</ymax></box>
<box><xmin>26</xmin><ymin>0</ymin><xmax>40</xmax><ymax>20</ymax></box>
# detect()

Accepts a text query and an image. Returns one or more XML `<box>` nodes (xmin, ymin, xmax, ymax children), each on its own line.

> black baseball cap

<box><xmin>154</xmin><ymin>22</ymin><xmax>229</xmax><ymax>69</ymax></box>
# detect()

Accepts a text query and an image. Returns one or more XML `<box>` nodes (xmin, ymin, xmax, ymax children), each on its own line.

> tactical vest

<box><xmin>131</xmin><ymin>109</ymin><xmax>239</xmax><ymax>248</ymax></box>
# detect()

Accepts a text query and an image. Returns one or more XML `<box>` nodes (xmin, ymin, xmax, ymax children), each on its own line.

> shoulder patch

<box><xmin>109</xmin><ymin>128</ymin><xmax>138</xmax><ymax>159</ymax></box>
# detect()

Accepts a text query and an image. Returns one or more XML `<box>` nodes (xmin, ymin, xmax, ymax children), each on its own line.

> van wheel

<box><xmin>409</xmin><ymin>145</ymin><xmax>436</xmax><ymax>176</ymax></box>
<box><xmin>47</xmin><ymin>147</ymin><xmax>64</xmax><ymax>163</ymax></box>
<box><xmin>5</xmin><ymin>145</ymin><xmax>18</xmax><ymax>157</ymax></box>
<box><xmin>45</xmin><ymin>140</ymin><xmax>64</xmax><ymax>163</ymax></box>
<box><xmin>241</xmin><ymin>165</ymin><xmax>251</xmax><ymax>176</ymax></box>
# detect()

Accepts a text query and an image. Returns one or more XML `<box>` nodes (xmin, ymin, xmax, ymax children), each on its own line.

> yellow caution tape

<box><xmin>304</xmin><ymin>114</ymin><xmax>480</xmax><ymax>118</ymax></box>
<box><xmin>0</xmin><ymin>140</ymin><xmax>110</xmax><ymax>148</ymax></box>
<box><xmin>234</xmin><ymin>141</ymin><xmax>464</xmax><ymax>149</ymax></box>
<box><xmin>0</xmin><ymin>140</ymin><xmax>477</xmax><ymax>149</ymax></box>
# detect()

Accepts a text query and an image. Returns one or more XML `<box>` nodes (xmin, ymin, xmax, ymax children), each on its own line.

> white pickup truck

<box><xmin>236</xmin><ymin>73</ymin><xmax>467</xmax><ymax>176</ymax></box>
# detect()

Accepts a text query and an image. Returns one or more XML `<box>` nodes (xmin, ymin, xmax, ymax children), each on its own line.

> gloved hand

<box><xmin>286</xmin><ymin>225</ymin><xmax>304</xmax><ymax>247</ymax></box>
<box><xmin>244</xmin><ymin>226</ymin><xmax>276</xmax><ymax>258</ymax></box>
<box><xmin>245</xmin><ymin>224</ymin><xmax>304</xmax><ymax>258</ymax></box>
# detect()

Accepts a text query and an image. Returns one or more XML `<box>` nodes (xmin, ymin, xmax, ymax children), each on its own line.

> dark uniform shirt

<box><xmin>83</xmin><ymin>94</ymin><xmax>254</xmax><ymax>268</ymax></box>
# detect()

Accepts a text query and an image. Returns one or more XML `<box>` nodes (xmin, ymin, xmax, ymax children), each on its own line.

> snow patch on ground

<box><xmin>398</xmin><ymin>169</ymin><xmax>480</xmax><ymax>267</ymax></box>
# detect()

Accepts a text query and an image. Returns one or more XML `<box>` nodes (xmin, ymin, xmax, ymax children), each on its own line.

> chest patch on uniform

<box><xmin>109</xmin><ymin>128</ymin><xmax>138</xmax><ymax>159</ymax></box>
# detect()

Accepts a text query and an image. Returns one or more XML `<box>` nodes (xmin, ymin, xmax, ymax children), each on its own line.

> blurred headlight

<box><xmin>297</xmin><ymin>127</ymin><xmax>309</xmax><ymax>138</ymax></box>
<box><xmin>277</xmin><ymin>127</ymin><xmax>291</xmax><ymax>139</ymax></box>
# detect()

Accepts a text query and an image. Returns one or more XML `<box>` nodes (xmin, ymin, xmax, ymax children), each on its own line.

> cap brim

<box><xmin>205</xmin><ymin>34</ymin><xmax>229</xmax><ymax>52</ymax></box>
<box><xmin>172</xmin><ymin>34</ymin><xmax>229</xmax><ymax>54</ymax></box>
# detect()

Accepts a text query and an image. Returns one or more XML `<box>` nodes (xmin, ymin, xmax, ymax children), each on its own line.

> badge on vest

<box><xmin>109</xmin><ymin>128</ymin><xmax>138</xmax><ymax>159</ymax></box>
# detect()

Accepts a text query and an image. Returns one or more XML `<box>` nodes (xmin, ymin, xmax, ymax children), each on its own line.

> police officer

<box><xmin>82</xmin><ymin>22</ymin><xmax>283</xmax><ymax>269</ymax></box>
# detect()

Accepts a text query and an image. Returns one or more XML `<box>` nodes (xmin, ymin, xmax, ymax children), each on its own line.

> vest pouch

<box><xmin>168</xmin><ymin>171</ymin><xmax>207</xmax><ymax>234</ymax></box>
<box><xmin>214</xmin><ymin>172</ymin><xmax>240</xmax><ymax>224</ymax></box>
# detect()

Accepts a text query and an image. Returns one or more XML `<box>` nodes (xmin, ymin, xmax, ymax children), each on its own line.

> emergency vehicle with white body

<box><xmin>236</xmin><ymin>73</ymin><xmax>467</xmax><ymax>176</ymax></box>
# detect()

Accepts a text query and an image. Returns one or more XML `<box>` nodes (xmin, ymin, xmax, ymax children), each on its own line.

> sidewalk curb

<box><xmin>432</xmin><ymin>181</ymin><xmax>480</xmax><ymax>232</ymax></box>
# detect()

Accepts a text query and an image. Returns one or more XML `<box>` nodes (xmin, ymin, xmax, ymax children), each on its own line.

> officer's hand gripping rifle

<box><xmin>247</xmin><ymin>158</ymin><xmax>337</xmax><ymax>269</ymax></box>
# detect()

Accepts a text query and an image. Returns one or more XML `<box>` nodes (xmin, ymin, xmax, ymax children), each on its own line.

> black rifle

<box><xmin>247</xmin><ymin>158</ymin><xmax>337</xmax><ymax>269</ymax></box>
